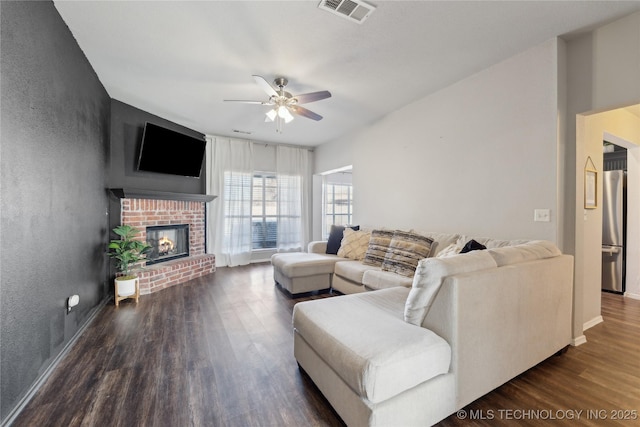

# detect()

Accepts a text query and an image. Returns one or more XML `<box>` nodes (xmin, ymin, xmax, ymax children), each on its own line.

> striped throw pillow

<box><xmin>362</xmin><ymin>229</ymin><xmax>395</xmax><ymax>266</ymax></box>
<box><xmin>381</xmin><ymin>231</ymin><xmax>434</xmax><ymax>277</ymax></box>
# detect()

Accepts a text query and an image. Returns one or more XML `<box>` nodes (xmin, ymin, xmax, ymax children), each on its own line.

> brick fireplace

<box><xmin>112</xmin><ymin>189</ymin><xmax>216</xmax><ymax>295</ymax></box>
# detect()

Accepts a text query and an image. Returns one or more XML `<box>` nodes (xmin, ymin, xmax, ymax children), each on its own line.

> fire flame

<box><xmin>158</xmin><ymin>236</ymin><xmax>175</xmax><ymax>255</ymax></box>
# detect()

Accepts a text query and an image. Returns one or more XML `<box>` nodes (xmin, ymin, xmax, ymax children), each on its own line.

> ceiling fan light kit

<box><xmin>224</xmin><ymin>75</ymin><xmax>331</xmax><ymax>134</ymax></box>
<box><xmin>265</xmin><ymin>104</ymin><xmax>294</xmax><ymax>133</ymax></box>
<box><xmin>265</xmin><ymin>109</ymin><xmax>277</xmax><ymax>122</ymax></box>
<box><xmin>278</xmin><ymin>106</ymin><xmax>294</xmax><ymax>121</ymax></box>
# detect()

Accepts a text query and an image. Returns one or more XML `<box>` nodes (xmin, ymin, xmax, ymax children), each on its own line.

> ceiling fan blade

<box><xmin>290</xmin><ymin>105</ymin><xmax>323</xmax><ymax>121</ymax></box>
<box><xmin>223</xmin><ymin>99</ymin><xmax>273</xmax><ymax>105</ymax></box>
<box><xmin>294</xmin><ymin>90</ymin><xmax>332</xmax><ymax>104</ymax></box>
<box><xmin>252</xmin><ymin>75</ymin><xmax>278</xmax><ymax>97</ymax></box>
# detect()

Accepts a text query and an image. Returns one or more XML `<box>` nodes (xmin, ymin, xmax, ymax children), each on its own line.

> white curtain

<box><xmin>276</xmin><ymin>145</ymin><xmax>310</xmax><ymax>252</ymax></box>
<box><xmin>206</xmin><ymin>136</ymin><xmax>254</xmax><ymax>266</ymax></box>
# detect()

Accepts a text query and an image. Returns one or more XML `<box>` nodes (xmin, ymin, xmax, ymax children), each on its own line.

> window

<box><xmin>252</xmin><ymin>173</ymin><xmax>278</xmax><ymax>249</ymax></box>
<box><xmin>222</xmin><ymin>170</ymin><xmax>304</xmax><ymax>252</ymax></box>
<box><xmin>324</xmin><ymin>182</ymin><xmax>353</xmax><ymax>238</ymax></box>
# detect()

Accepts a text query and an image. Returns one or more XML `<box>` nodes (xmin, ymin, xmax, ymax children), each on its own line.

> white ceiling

<box><xmin>54</xmin><ymin>1</ymin><xmax>640</xmax><ymax>147</ymax></box>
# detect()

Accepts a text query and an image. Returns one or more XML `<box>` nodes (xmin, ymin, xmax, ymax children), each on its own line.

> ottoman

<box><xmin>271</xmin><ymin>252</ymin><xmax>342</xmax><ymax>295</ymax></box>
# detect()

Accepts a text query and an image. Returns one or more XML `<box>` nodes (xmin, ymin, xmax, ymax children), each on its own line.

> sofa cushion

<box><xmin>363</xmin><ymin>229</ymin><xmax>395</xmax><ymax>266</ymax></box>
<box><xmin>293</xmin><ymin>287</ymin><xmax>451</xmax><ymax>404</ymax></box>
<box><xmin>337</xmin><ymin>228</ymin><xmax>371</xmax><ymax>260</ymax></box>
<box><xmin>487</xmin><ymin>240</ymin><xmax>561</xmax><ymax>267</ymax></box>
<box><xmin>435</xmin><ymin>243</ymin><xmax>462</xmax><ymax>258</ymax></box>
<box><xmin>456</xmin><ymin>235</ymin><xmax>529</xmax><ymax>249</ymax></box>
<box><xmin>326</xmin><ymin>225</ymin><xmax>360</xmax><ymax>255</ymax></box>
<box><xmin>308</xmin><ymin>240</ymin><xmax>328</xmax><ymax>254</ymax></box>
<box><xmin>362</xmin><ymin>269</ymin><xmax>413</xmax><ymax>290</ymax></box>
<box><xmin>334</xmin><ymin>260</ymin><xmax>379</xmax><ymax>283</ymax></box>
<box><xmin>411</xmin><ymin>231</ymin><xmax>460</xmax><ymax>257</ymax></box>
<box><xmin>381</xmin><ymin>231</ymin><xmax>434</xmax><ymax>277</ymax></box>
<box><xmin>404</xmin><ymin>251</ymin><xmax>498</xmax><ymax>326</ymax></box>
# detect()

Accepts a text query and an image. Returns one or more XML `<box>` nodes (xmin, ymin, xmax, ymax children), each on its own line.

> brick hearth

<box><xmin>120</xmin><ymin>198</ymin><xmax>216</xmax><ymax>294</ymax></box>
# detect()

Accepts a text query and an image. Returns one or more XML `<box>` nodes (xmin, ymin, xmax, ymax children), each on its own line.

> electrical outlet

<box><xmin>534</xmin><ymin>209</ymin><xmax>551</xmax><ymax>222</ymax></box>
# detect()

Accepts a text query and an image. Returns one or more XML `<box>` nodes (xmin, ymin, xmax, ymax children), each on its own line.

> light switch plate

<box><xmin>534</xmin><ymin>209</ymin><xmax>551</xmax><ymax>222</ymax></box>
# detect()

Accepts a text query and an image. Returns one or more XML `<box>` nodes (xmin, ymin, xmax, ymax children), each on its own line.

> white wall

<box><xmin>592</xmin><ymin>12</ymin><xmax>640</xmax><ymax>110</ymax></box>
<box><xmin>315</xmin><ymin>39</ymin><xmax>562</xmax><ymax>241</ymax></box>
<box><xmin>325</xmin><ymin>171</ymin><xmax>352</xmax><ymax>185</ymax></box>
<box><xmin>314</xmin><ymin>138</ymin><xmax>354</xmax><ymax>176</ymax></box>
<box><xmin>312</xmin><ymin>174</ymin><xmax>323</xmax><ymax>241</ymax></box>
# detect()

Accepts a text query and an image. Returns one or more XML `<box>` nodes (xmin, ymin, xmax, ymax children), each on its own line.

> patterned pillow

<box><xmin>326</xmin><ymin>224</ymin><xmax>359</xmax><ymax>254</ymax></box>
<box><xmin>363</xmin><ymin>229</ymin><xmax>395</xmax><ymax>266</ymax></box>
<box><xmin>337</xmin><ymin>229</ymin><xmax>371</xmax><ymax>260</ymax></box>
<box><xmin>381</xmin><ymin>231</ymin><xmax>434</xmax><ymax>277</ymax></box>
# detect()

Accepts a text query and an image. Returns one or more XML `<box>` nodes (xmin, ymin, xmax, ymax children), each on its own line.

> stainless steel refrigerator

<box><xmin>602</xmin><ymin>170</ymin><xmax>626</xmax><ymax>293</ymax></box>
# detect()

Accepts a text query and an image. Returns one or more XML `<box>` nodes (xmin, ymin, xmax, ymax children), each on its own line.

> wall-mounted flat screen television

<box><xmin>137</xmin><ymin>122</ymin><xmax>206</xmax><ymax>178</ymax></box>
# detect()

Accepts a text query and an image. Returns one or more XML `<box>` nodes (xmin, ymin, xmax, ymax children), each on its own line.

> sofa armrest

<box><xmin>422</xmin><ymin>254</ymin><xmax>574</xmax><ymax>409</ymax></box>
<box><xmin>308</xmin><ymin>241</ymin><xmax>328</xmax><ymax>254</ymax></box>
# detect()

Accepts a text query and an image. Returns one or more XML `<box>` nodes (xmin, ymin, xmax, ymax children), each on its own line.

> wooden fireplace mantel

<box><xmin>109</xmin><ymin>188</ymin><xmax>216</xmax><ymax>203</ymax></box>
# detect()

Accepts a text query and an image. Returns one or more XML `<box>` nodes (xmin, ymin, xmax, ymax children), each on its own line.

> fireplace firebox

<box><xmin>146</xmin><ymin>224</ymin><xmax>189</xmax><ymax>265</ymax></box>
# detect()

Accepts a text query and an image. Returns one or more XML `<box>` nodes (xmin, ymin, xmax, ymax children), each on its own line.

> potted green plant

<box><xmin>108</xmin><ymin>225</ymin><xmax>151</xmax><ymax>302</ymax></box>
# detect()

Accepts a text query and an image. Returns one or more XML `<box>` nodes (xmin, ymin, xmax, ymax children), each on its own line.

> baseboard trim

<box><xmin>583</xmin><ymin>315</ymin><xmax>604</xmax><ymax>331</ymax></box>
<box><xmin>571</xmin><ymin>335</ymin><xmax>587</xmax><ymax>346</ymax></box>
<box><xmin>1</xmin><ymin>297</ymin><xmax>108</xmax><ymax>427</ymax></box>
<box><xmin>624</xmin><ymin>291</ymin><xmax>640</xmax><ymax>301</ymax></box>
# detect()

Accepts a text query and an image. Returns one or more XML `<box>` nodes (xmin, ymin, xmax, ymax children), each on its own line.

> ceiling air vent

<box><xmin>318</xmin><ymin>0</ymin><xmax>376</xmax><ymax>24</ymax></box>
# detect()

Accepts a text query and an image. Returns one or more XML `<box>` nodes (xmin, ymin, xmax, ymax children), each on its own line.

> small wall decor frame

<box><xmin>584</xmin><ymin>156</ymin><xmax>597</xmax><ymax>209</ymax></box>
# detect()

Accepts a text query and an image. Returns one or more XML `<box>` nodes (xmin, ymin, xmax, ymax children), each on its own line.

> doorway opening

<box><xmin>574</xmin><ymin>106</ymin><xmax>640</xmax><ymax>343</ymax></box>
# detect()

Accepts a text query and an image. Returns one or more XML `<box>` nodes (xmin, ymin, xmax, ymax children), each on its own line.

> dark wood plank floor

<box><xmin>12</xmin><ymin>264</ymin><xmax>640</xmax><ymax>426</ymax></box>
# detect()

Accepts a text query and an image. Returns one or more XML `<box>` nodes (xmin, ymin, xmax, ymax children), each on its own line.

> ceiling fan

<box><xmin>224</xmin><ymin>75</ymin><xmax>332</xmax><ymax>133</ymax></box>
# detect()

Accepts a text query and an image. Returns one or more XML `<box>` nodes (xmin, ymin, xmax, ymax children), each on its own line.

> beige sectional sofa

<box><xmin>285</xmin><ymin>232</ymin><xmax>574</xmax><ymax>426</ymax></box>
<box><xmin>272</xmin><ymin>229</ymin><xmax>528</xmax><ymax>296</ymax></box>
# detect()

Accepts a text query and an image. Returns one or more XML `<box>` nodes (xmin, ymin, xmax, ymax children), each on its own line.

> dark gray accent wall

<box><xmin>0</xmin><ymin>1</ymin><xmax>111</xmax><ymax>422</ymax></box>
<box><xmin>109</xmin><ymin>99</ymin><xmax>206</xmax><ymax>194</ymax></box>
